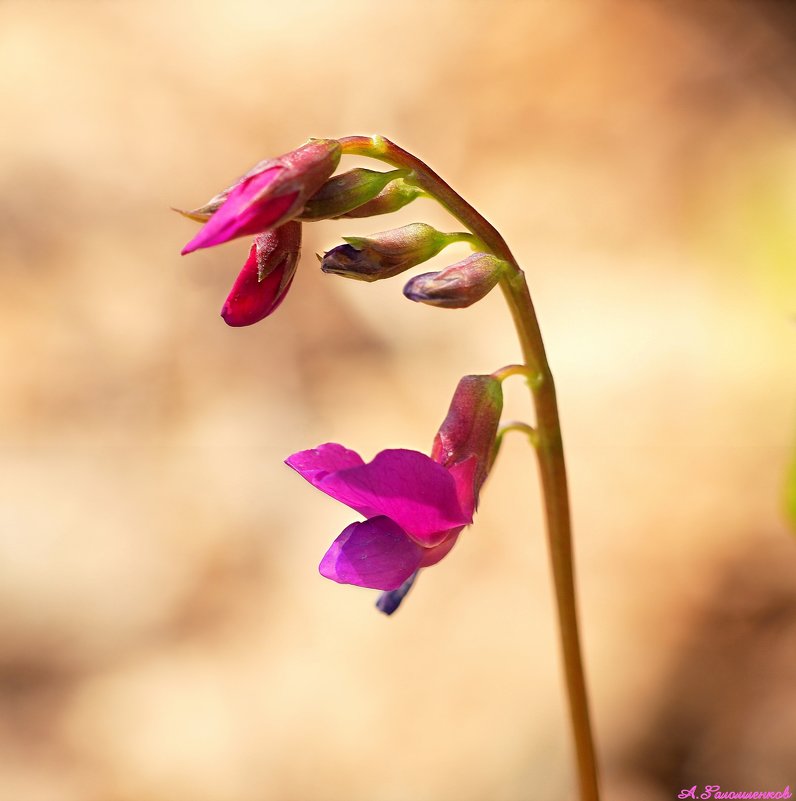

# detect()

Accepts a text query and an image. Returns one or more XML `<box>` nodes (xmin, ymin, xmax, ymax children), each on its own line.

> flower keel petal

<box><xmin>319</xmin><ymin>516</ymin><xmax>424</xmax><ymax>590</ymax></box>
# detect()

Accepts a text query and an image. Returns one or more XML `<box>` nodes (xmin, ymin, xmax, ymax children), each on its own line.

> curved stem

<box><xmin>492</xmin><ymin>363</ymin><xmax>539</xmax><ymax>385</ymax></box>
<box><xmin>444</xmin><ymin>231</ymin><xmax>485</xmax><ymax>251</ymax></box>
<box><xmin>491</xmin><ymin>421</ymin><xmax>539</xmax><ymax>471</ymax></box>
<box><xmin>498</xmin><ymin>420</ymin><xmax>538</xmax><ymax>443</ymax></box>
<box><xmin>339</xmin><ymin>135</ymin><xmax>601</xmax><ymax>801</ymax></box>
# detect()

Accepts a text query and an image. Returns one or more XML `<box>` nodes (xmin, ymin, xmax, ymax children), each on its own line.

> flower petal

<box><xmin>285</xmin><ymin>443</ymin><xmax>365</xmax><ymax>487</ymax></box>
<box><xmin>181</xmin><ymin>167</ymin><xmax>299</xmax><ymax>254</ymax></box>
<box><xmin>418</xmin><ymin>529</ymin><xmax>461</xmax><ymax>567</ymax></box>
<box><xmin>318</xmin><ymin>449</ymin><xmax>471</xmax><ymax>546</ymax></box>
<box><xmin>446</xmin><ymin>455</ymin><xmax>478</xmax><ymax>516</ymax></box>
<box><xmin>319</xmin><ymin>516</ymin><xmax>424</xmax><ymax>590</ymax></box>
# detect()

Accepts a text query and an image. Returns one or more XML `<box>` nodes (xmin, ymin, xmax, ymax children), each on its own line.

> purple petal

<box><xmin>319</xmin><ymin>516</ymin><xmax>424</xmax><ymax>590</ymax></box>
<box><xmin>318</xmin><ymin>449</ymin><xmax>471</xmax><ymax>546</ymax></box>
<box><xmin>285</xmin><ymin>443</ymin><xmax>365</xmax><ymax>487</ymax></box>
<box><xmin>181</xmin><ymin>167</ymin><xmax>298</xmax><ymax>254</ymax></box>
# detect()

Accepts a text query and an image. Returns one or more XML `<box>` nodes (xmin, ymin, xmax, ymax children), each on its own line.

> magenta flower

<box><xmin>221</xmin><ymin>221</ymin><xmax>302</xmax><ymax>326</ymax></box>
<box><xmin>286</xmin><ymin>375</ymin><xmax>503</xmax><ymax>596</ymax></box>
<box><xmin>286</xmin><ymin>445</ymin><xmax>477</xmax><ymax>590</ymax></box>
<box><xmin>181</xmin><ymin>139</ymin><xmax>340</xmax><ymax>255</ymax></box>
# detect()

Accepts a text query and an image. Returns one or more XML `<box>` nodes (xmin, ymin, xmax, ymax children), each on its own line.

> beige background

<box><xmin>1</xmin><ymin>1</ymin><xmax>795</xmax><ymax>800</ymax></box>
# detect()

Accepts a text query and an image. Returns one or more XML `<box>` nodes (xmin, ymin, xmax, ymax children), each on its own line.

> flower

<box><xmin>180</xmin><ymin>139</ymin><xmax>340</xmax><ymax>255</ymax></box>
<box><xmin>285</xmin><ymin>445</ymin><xmax>475</xmax><ymax>590</ymax></box>
<box><xmin>221</xmin><ymin>221</ymin><xmax>301</xmax><ymax>326</ymax></box>
<box><xmin>285</xmin><ymin>375</ymin><xmax>503</xmax><ymax>596</ymax></box>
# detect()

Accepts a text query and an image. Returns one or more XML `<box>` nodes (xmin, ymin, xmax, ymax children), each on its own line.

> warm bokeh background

<box><xmin>1</xmin><ymin>1</ymin><xmax>795</xmax><ymax>800</ymax></box>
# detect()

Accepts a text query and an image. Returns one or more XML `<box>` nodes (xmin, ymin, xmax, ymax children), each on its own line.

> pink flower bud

<box><xmin>403</xmin><ymin>252</ymin><xmax>506</xmax><ymax>308</ymax></box>
<box><xmin>221</xmin><ymin>221</ymin><xmax>302</xmax><ymax>326</ymax></box>
<box><xmin>299</xmin><ymin>168</ymin><xmax>407</xmax><ymax>221</ymax></box>
<box><xmin>180</xmin><ymin>139</ymin><xmax>340</xmax><ymax>255</ymax></box>
<box><xmin>321</xmin><ymin>223</ymin><xmax>453</xmax><ymax>282</ymax></box>
<box><xmin>431</xmin><ymin>375</ymin><xmax>503</xmax><ymax>509</ymax></box>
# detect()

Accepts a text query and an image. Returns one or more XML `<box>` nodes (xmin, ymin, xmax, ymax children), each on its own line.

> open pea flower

<box><xmin>286</xmin><ymin>375</ymin><xmax>502</xmax><ymax>609</ymax></box>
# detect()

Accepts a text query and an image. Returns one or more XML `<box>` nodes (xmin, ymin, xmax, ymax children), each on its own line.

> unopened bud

<box><xmin>221</xmin><ymin>221</ymin><xmax>302</xmax><ymax>326</ymax></box>
<box><xmin>179</xmin><ymin>139</ymin><xmax>340</xmax><ymax>254</ymax></box>
<box><xmin>403</xmin><ymin>252</ymin><xmax>506</xmax><ymax>308</ymax></box>
<box><xmin>321</xmin><ymin>223</ymin><xmax>453</xmax><ymax>282</ymax></box>
<box><xmin>299</xmin><ymin>169</ymin><xmax>407</xmax><ymax>221</ymax></box>
<box><xmin>339</xmin><ymin>178</ymin><xmax>423</xmax><ymax>218</ymax></box>
<box><xmin>431</xmin><ymin>375</ymin><xmax>503</xmax><ymax>509</ymax></box>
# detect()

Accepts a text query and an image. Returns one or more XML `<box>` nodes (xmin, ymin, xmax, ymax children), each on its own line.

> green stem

<box><xmin>492</xmin><ymin>363</ymin><xmax>540</xmax><ymax>385</ymax></box>
<box><xmin>339</xmin><ymin>135</ymin><xmax>601</xmax><ymax>801</ymax></box>
<box><xmin>498</xmin><ymin>420</ymin><xmax>538</xmax><ymax>443</ymax></box>
<box><xmin>444</xmin><ymin>231</ymin><xmax>485</xmax><ymax>251</ymax></box>
<box><xmin>491</xmin><ymin>421</ymin><xmax>539</xmax><ymax>469</ymax></box>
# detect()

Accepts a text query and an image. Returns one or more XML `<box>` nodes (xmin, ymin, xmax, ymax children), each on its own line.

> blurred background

<box><xmin>1</xmin><ymin>1</ymin><xmax>795</xmax><ymax>799</ymax></box>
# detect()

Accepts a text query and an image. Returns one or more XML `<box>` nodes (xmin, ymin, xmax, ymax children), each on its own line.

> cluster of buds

<box><xmin>177</xmin><ymin>138</ymin><xmax>507</xmax><ymax>325</ymax></box>
<box><xmin>177</xmin><ymin>138</ymin><xmax>511</xmax><ymax>611</ymax></box>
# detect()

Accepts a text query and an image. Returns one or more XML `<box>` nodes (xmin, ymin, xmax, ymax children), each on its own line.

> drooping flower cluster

<box><xmin>177</xmin><ymin>138</ymin><xmax>510</xmax><ymax>611</ymax></box>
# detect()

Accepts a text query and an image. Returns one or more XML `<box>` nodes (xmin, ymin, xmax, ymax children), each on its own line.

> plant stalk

<box><xmin>339</xmin><ymin>135</ymin><xmax>601</xmax><ymax>801</ymax></box>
